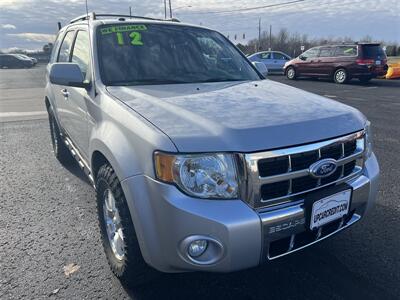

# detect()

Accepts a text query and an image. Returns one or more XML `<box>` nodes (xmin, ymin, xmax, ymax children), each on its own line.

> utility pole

<box><xmin>164</xmin><ymin>0</ymin><xmax>167</xmax><ymax>19</ymax></box>
<box><xmin>269</xmin><ymin>25</ymin><xmax>272</xmax><ymax>51</ymax></box>
<box><xmin>258</xmin><ymin>18</ymin><xmax>261</xmax><ymax>51</ymax></box>
<box><xmin>169</xmin><ymin>0</ymin><xmax>172</xmax><ymax>18</ymax></box>
<box><xmin>129</xmin><ymin>6</ymin><xmax>132</xmax><ymax>17</ymax></box>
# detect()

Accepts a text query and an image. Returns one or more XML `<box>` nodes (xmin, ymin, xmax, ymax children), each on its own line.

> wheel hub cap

<box><xmin>103</xmin><ymin>189</ymin><xmax>125</xmax><ymax>261</ymax></box>
<box><xmin>336</xmin><ymin>71</ymin><xmax>345</xmax><ymax>82</ymax></box>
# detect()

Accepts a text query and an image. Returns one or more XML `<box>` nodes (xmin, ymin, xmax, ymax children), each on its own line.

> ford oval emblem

<box><xmin>309</xmin><ymin>159</ymin><xmax>338</xmax><ymax>178</ymax></box>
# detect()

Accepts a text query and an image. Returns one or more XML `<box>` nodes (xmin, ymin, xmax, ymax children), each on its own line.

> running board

<box><xmin>63</xmin><ymin>136</ymin><xmax>94</xmax><ymax>186</ymax></box>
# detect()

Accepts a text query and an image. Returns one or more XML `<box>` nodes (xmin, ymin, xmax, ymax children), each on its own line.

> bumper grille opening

<box><xmin>268</xmin><ymin>236</ymin><xmax>291</xmax><ymax>258</ymax></box>
<box><xmin>267</xmin><ymin>210</ymin><xmax>356</xmax><ymax>260</ymax></box>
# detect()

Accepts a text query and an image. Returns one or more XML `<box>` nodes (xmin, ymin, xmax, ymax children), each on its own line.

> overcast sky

<box><xmin>0</xmin><ymin>0</ymin><xmax>399</xmax><ymax>50</ymax></box>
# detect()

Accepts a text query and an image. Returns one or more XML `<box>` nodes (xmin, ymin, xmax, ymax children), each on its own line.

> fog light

<box><xmin>188</xmin><ymin>240</ymin><xmax>208</xmax><ymax>258</ymax></box>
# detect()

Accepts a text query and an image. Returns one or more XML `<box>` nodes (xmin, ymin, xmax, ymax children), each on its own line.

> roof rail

<box><xmin>69</xmin><ymin>12</ymin><xmax>172</xmax><ymax>24</ymax></box>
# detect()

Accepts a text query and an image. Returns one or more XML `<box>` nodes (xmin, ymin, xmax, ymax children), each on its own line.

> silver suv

<box><xmin>45</xmin><ymin>13</ymin><xmax>379</xmax><ymax>286</ymax></box>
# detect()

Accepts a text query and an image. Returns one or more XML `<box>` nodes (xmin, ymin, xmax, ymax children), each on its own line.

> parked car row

<box><xmin>0</xmin><ymin>53</ymin><xmax>37</xmax><ymax>69</ymax></box>
<box><xmin>248</xmin><ymin>43</ymin><xmax>388</xmax><ymax>84</ymax></box>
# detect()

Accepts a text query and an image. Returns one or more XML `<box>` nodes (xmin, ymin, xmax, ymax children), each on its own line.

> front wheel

<box><xmin>96</xmin><ymin>164</ymin><xmax>158</xmax><ymax>287</ymax></box>
<box><xmin>286</xmin><ymin>66</ymin><xmax>297</xmax><ymax>80</ymax></box>
<box><xmin>333</xmin><ymin>68</ymin><xmax>348</xmax><ymax>84</ymax></box>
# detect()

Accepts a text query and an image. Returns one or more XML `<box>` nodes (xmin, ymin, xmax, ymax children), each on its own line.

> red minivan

<box><xmin>284</xmin><ymin>43</ymin><xmax>388</xmax><ymax>84</ymax></box>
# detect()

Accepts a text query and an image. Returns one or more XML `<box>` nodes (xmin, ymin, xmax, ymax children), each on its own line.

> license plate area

<box><xmin>375</xmin><ymin>60</ymin><xmax>381</xmax><ymax>65</ymax></box>
<box><xmin>304</xmin><ymin>184</ymin><xmax>352</xmax><ymax>231</ymax></box>
<box><xmin>310</xmin><ymin>190</ymin><xmax>351</xmax><ymax>230</ymax></box>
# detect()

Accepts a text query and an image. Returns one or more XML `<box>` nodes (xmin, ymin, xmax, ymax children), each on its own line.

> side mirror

<box><xmin>49</xmin><ymin>63</ymin><xmax>89</xmax><ymax>88</ymax></box>
<box><xmin>252</xmin><ymin>61</ymin><xmax>268</xmax><ymax>77</ymax></box>
<box><xmin>299</xmin><ymin>55</ymin><xmax>306</xmax><ymax>61</ymax></box>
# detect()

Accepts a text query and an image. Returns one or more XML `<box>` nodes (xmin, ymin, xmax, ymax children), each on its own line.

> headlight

<box><xmin>154</xmin><ymin>152</ymin><xmax>239</xmax><ymax>199</ymax></box>
<box><xmin>364</xmin><ymin>121</ymin><xmax>373</xmax><ymax>158</ymax></box>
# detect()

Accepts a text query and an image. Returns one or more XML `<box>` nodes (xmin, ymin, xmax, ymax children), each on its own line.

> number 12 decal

<box><xmin>116</xmin><ymin>32</ymin><xmax>143</xmax><ymax>46</ymax></box>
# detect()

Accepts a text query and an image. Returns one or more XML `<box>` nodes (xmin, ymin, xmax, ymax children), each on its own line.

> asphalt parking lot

<box><xmin>0</xmin><ymin>65</ymin><xmax>399</xmax><ymax>299</ymax></box>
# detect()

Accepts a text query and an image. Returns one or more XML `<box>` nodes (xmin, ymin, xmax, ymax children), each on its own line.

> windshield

<box><xmin>97</xmin><ymin>24</ymin><xmax>260</xmax><ymax>86</ymax></box>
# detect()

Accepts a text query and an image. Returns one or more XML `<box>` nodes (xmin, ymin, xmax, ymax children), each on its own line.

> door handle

<box><xmin>61</xmin><ymin>88</ymin><xmax>70</xmax><ymax>99</ymax></box>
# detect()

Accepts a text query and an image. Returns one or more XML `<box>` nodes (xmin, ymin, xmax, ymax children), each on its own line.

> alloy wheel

<box><xmin>103</xmin><ymin>189</ymin><xmax>126</xmax><ymax>261</ymax></box>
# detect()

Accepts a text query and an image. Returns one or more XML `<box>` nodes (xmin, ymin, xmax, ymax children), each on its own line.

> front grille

<box><xmin>243</xmin><ymin>131</ymin><xmax>365</xmax><ymax>209</ymax></box>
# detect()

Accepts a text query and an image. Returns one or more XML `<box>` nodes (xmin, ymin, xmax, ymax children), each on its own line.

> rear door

<box><xmin>259</xmin><ymin>52</ymin><xmax>275</xmax><ymax>70</ymax></box>
<box><xmin>272</xmin><ymin>52</ymin><xmax>290</xmax><ymax>73</ymax></box>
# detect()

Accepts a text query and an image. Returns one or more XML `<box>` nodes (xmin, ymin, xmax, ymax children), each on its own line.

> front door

<box><xmin>64</xmin><ymin>30</ymin><xmax>91</xmax><ymax>157</ymax></box>
<box><xmin>52</xmin><ymin>30</ymin><xmax>76</xmax><ymax>131</ymax></box>
<box><xmin>298</xmin><ymin>48</ymin><xmax>320</xmax><ymax>75</ymax></box>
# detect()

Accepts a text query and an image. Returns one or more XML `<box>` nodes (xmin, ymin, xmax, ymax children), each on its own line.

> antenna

<box><xmin>85</xmin><ymin>0</ymin><xmax>89</xmax><ymax>17</ymax></box>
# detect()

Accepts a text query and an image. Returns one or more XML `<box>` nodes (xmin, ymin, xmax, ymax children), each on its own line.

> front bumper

<box><xmin>120</xmin><ymin>153</ymin><xmax>379</xmax><ymax>273</ymax></box>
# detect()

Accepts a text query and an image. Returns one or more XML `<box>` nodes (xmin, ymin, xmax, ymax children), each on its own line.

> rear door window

<box><xmin>318</xmin><ymin>48</ymin><xmax>334</xmax><ymax>57</ymax></box>
<box><xmin>260</xmin><ymin>52</ymin><xmax>272</xmax><ymax>59</ymax></box>
<box><xmin>362</xmin><ymin>45</ymin><xmax>386</xmax><ymax>59</ymax></box>
<box><xmin>57</xmin><ymin>31</ymin><xmax>75</xmax><ymax>62</ymax></box>
<box><xmin>334</xmin><ymin>46</ymin><xmax>357</xmax><ymax>57</ymax></box>
<box><xmin>274</xmin><ymin>52</ymin><xmax>289</xmax><ymax>60</ymax></box>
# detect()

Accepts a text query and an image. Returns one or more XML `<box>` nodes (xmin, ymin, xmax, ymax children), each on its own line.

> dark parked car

<box><xmin>0</xmin><ymin>54</ymin><xmax>34</xmax><ymax>69</ymax></box>
<box><xmin>284</xmin><ymin>43</ymin><xmax>388</xmax><ymax>83</ymax></box>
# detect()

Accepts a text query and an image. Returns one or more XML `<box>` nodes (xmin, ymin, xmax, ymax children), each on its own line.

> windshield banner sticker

<box><xmin>100</xmin><ymin>24</ymin><xmax>147</xmax><ymax>35</ymax></box>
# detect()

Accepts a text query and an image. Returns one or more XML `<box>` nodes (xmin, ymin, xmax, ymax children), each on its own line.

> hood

<box><xmin>107</xmin><ymin>80</ymin><xmax>366</xmax><ymax>152</ymax></box>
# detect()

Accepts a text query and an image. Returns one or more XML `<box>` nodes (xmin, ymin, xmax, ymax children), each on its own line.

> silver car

<box><xmin>45</xmin><ymin>13</ymin><xmax>379</xmax><ymax>288</ymax></box>
<box><xmin>248</xmin><ymin>51</ymin><xmax>291</xmax><ymax>73</ymax></box>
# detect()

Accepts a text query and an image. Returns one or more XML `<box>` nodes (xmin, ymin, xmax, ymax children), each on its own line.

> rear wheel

<box><xmin>333</xmin><ymin>68</ymin><xmax>348</xmax><ymax>84</ymax></box>
<box><xmin>96</xmin><ymin>164</ymin><xmax>158</xmax><ymax>287</ymax></box>
<box><xmin>286</xmin><ymin>66</ymin><xmax>297</xmax><ymax>80</ymax></box>
<box><xmin>48</xmin><ymin>110</ymin><xmax>73</xmax><ymax>165</ymax></box>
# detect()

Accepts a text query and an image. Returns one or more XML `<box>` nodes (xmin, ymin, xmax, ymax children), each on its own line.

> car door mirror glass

<box><xmin>49</xmin><ymin>63</ymin><xmax>88</xmax><ymax>88</ymax></box>
<box><xmin>252</xmin><ymin>61</ymin><xmax>268</xmax><ymax>77</ymax></box>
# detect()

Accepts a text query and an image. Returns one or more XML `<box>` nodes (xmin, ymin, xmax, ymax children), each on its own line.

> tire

<box><xmin>359</xmin><ymin>76</ymin><xmax>372</xmax><ymax>83</ymax></box>
<box><xmin>96</xmin><ymin>164</ymin><xmax>158</xmax><ymax>287</ymax></box>
<box><xmin>333</xmin><ymin>68</ymin><xmax>348</xmax><ymax>84</ymax></box>
<box><xmin>286</xmin><ymin>66</ymin><xmax>297</xmax><ymax>80</ymax></box>
<box><xmin>48</xmin><ymin>110</ymin><xmax>73</xmax><ymax>165</ymax></box>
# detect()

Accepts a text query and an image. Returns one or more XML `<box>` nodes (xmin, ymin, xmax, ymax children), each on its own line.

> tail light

<box><xmin>356</xmin><ymin>59</ymin><xmax>375</xmax><ymax>65</ymax></box>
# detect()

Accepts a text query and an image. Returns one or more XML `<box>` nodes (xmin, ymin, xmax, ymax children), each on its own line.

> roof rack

<box><xmin>69</xmin><ymin>12</ymin><xmax>177</xmax><ymax>24</ymax></box>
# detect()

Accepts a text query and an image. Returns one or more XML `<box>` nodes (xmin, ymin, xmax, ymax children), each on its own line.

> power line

<box><xmin>178</xmin><ymin>0</ymin><xmax>306</xmax><ymax>15</ymax></box>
